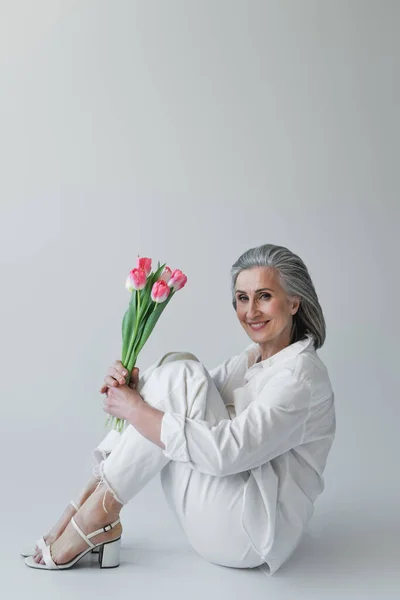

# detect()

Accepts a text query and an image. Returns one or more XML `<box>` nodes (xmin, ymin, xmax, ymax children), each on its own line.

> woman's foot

<box><xmin>33</xmin><ymin>482</ymin><xmax>123</xmax><ymax>565</ymax></box>
<box><xmin>32</xmin><ymin>475</ymin><xmax>101</xmax><ymax>559</ymax></box>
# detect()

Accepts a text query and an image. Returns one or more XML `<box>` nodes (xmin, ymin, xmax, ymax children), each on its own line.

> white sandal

<box><xmin>20</xmin><ymin>500</ymin><xmax>99</xmax><ymax>557</ymax></box>
<box><xmin>24</xmin><ymin>515</ymin><xmax>121</xmax><ymax>570</ymax></box>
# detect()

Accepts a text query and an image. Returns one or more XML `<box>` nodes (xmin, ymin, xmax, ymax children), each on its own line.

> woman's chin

<box><xmin>248</xmin><ymin>331</ymin><xmax>270</xmax><ymax>342</ymax></box>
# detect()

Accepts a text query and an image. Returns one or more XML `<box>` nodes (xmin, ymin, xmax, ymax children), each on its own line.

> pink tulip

<box><xmin>125</xmin><ymin>268</ymin><xmax>147</xmax><ymax>291</ymax></box>
<box><xmin>168</xmin><ymin>269</ymin><xmax>187</xmax><ymax>291</ymax></box>
<box><xmin>137</xmin><ymin>257</ymin><xmax>152</xmax><ymax>276</ymax></box>
<box><xmin>159</xmin><ymin>266</ymin><xmax>172</xmax><ymax>283</ymax></box>
<box><xmin>151</xmin><ymin>280</ymin><xmax>171</xmax><ymax>303</ymax></box>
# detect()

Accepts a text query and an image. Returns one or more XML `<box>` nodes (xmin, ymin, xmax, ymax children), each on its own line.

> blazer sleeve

<box><xmin>160</xmin><ymin>370</ymin><xmax>312</xmax><ymax>477</ymax></box>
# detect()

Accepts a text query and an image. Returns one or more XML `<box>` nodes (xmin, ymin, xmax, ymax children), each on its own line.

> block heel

<box><xmin>99</xmin><ymin>537</ymin><xmax>121</xmax><ymax>568</ymax></box>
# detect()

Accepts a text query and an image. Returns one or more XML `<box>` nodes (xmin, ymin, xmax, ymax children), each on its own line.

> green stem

<box><xmin>124</xmin><ymin>290</ymin><xmax>141</xmax><ymax>369</ymax></box>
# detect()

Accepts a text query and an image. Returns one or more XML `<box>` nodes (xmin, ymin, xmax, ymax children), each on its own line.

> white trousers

<box><xmin>92</xmin><ymin>351</ymin><xmax>264</xmax><ymax>569</ymax></box>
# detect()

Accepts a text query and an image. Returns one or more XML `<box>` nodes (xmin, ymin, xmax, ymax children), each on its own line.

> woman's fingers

<box><xmin>108</xmin><ymin>366</ymin><xmax>126</xmax><ymax>385</ymax></box>
<box><xmin>102</xmin><ymin>376</ymin><xmax>119</xmax><ymax>389</ymax></box>
<box><xmin>113</xmin><ymin>360</ymin><xmax>127</xmax><ymax>376</ymax></box>
<box><xmin>100</xmin><ymin>361</ymin><xmax>129</xmax><ymax>393</ymax></box>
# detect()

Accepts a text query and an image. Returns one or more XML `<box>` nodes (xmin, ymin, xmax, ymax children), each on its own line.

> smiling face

<box><xmin>234</xmin><ymin>266</ymin><xmax>301</xmax><ymax>360</ymax></box>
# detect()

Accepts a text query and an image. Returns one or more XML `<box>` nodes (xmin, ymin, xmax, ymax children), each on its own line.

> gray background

<box><xmin>1</xmin><ymin>1</ymin><xmax>398</xmax><ymax>598</ymax></box>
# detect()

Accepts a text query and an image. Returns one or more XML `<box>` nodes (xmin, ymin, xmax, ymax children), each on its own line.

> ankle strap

<box><xmin>70</xmin><ymin>517</ymin><xmax>120</xmax><ymax>549</ymax></box>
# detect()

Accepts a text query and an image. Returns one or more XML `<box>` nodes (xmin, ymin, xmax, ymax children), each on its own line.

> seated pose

<box><xmin>22</xmin><ymin>243</ymin><xmax>336</xmax><ymax>575</ymax></box>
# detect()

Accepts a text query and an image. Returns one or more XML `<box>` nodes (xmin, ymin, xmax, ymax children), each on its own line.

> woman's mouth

<box><xmin>248</xmin><ymin>321</ymin><xmax>270</xmax><ymax>330</ymax></box>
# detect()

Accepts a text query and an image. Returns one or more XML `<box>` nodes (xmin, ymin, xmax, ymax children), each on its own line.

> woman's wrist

<box><xmin>125</xmin><ymin>394</ymin><xmax>146</xmax><ymax>423</ymax></box>
<box><xmin>126</xmin><ymin>399</ymin><xmax>166</xmax><ymax>450</ymax></box>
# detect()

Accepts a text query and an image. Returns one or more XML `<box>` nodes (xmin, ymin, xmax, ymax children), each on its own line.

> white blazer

<box><xmin>160</xmin><ymin>334</ymin><xmax>336</xmax><ymax>575</ymax></box>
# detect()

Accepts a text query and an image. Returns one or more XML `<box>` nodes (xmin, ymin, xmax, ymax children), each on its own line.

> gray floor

<box><xmin>4</xmin><ymin>428</ymin><xmax>399</xmax><ymax>600</ymax></box>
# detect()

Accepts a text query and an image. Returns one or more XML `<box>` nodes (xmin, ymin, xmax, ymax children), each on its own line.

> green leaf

<box><xmin>152</xmin><ymin>262</ymin><xmax>167</xmax><ymax>282</ymax></box>
<box><xmin>135</xmin><ymin>290</ymin><xmax>175</xmax><ymax>356</ymax></box>
<box><xmin>122</xmin><ymin>291</ymin><xmax>137</xmax><ymax>365</ymax></box>
<box><xmin>125</xmin><ymin>315</ymin><xmax>147</xmax><ymax>369</ymax></box>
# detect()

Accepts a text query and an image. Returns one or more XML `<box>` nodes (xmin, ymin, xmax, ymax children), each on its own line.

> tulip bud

<box><xmin>137</xmin><ymin>257</ymin><xmax>152</xmax><ymax>276</ymax></box>
<box><xmin>125</xmin><ymin>268</ymin><xmax>147</xmax><ymax>291</ymax></box>
<box><xmin>168</xmin><ymin>269</ymin><xmax>187</xmax><ymax>291</ymax></box>
<box><xmin>159</xmin><ymin>266</ymin><xmax>172</xmax><ymax>283</ymax></box>
<box><xmin>151</xmin><ymin>280</ymin><xmax>171</xmax><ymax>303</ymax></box>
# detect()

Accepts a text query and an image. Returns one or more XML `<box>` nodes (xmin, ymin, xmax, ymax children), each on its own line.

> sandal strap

<box><xmin>70</xmin><ymin>517</ymin><xmax>94</xmax><ymax>548</ymax></box>
<box><xmin>42</xmin><ymin>544</ymin><xmax>58</xmax><ymax>569</ymax></box>
<box><xmin>35</xmin><ymin>536</ymin><xmax>46</xmax><ymax>551</ymax></box>
<box><xmin>70</xmin><ymin>516</ymin><xmax>120</xmax><ymax>549</ymax></box>
<box><xmin>70</xmin><ymin>500</ymin><xmax>80</xmax><ymax>511</ymax></box>
<box><xmin>87</xmin><ymin>518</ymin><xmax>121</xmax><ymax>540</ymax></box>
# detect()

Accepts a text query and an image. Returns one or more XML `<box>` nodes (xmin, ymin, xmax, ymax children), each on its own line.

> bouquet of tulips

<box><xmin>105</xmin><ymin>256</ymin><xmax>187</xmax><ymax>433</ymax></box>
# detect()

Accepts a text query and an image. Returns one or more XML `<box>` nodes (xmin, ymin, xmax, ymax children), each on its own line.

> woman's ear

<box><xmin>290</xmin><ymin>296</ymin><xmax>301</xmax><ymax>315</ymax></box>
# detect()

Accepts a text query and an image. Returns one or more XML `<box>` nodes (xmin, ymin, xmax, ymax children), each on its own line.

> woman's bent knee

<box><xmin>158</xmin><ymin>358</ymin><xmax>208</xmax><ymax>386</ymax></box>
<box><xmin>159</xmin><ymin>351</ymin><xmax>200</xmax><ymax>365</ymax></box>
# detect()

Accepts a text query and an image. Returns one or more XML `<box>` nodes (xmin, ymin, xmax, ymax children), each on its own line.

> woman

<box><xmin>22</xmin><ymin>243</ymin><xmax>335</xmax><ymax>575</ymax></box>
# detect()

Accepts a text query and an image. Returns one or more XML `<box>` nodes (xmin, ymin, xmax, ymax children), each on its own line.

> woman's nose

<box><xmin>247</xmin><ymin>300</ymin><xmax>261</xmax><ymax>317</ymax></box>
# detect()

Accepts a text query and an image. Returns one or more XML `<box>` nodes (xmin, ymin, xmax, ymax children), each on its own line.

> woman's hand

<box><xmin>100</xmin><ymin>361</ymin><xmax>144</xmax><ymax>421</ymax></box>
<box><xmin>99</xmin><ymin>360</ymin><xmax>136</xmax><ymax>394</ymax></box>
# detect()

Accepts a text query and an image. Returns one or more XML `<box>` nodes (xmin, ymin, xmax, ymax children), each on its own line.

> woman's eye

<box><xmin>238</xmin><ymin>293</ymin><xmax>270</xmax><ymax>301</ymax></box>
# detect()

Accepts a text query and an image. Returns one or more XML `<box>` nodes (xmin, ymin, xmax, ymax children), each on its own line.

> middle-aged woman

<box><xmin>22</xmin><ymin>243</ymin><xmax>336</xmax><ymax>576</ymax></box>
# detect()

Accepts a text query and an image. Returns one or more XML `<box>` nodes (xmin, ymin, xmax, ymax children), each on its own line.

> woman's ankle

<box><xmin>74</xmin><ymin>475</ymin><xmax>102</xmax><ymax>507</ymax></box>
<box><xmin>76</xmin><ymin>483</ymin><xmax>122</xmax><ymax>530</ymax></box>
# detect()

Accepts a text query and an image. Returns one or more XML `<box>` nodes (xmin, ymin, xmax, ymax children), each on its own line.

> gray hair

<box><xmin>230</xmin><ymin>244</ymin><xmax>326</xmax><ymax>349</ymax></box>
